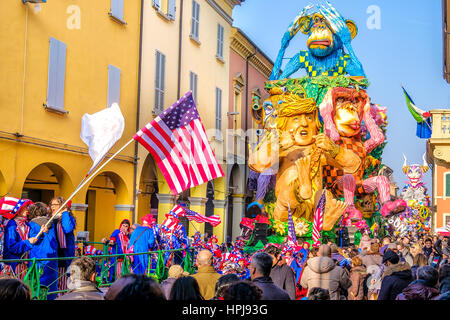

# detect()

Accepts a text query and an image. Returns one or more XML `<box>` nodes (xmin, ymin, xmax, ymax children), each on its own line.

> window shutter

<box><xmin>446</xmin><ymin>174</ymin><xmax>450</xmax><ymax>197</ymax></box>
<box><xmin>216</xmin><ymin>87</ymin><xmax>222</xmax><ymax>131</ymax></box>
<box><xmin>168</xmin><ymin>0</ymin><xmax>176</xmax><ymax>19</ymax></box>
<box><xmin>217</xmin><ymin>24</ymin><xmax>224</xmax><ymax>58</ymax></box>
<box><xmin>110</xmin><ymin>0</ymin><xmax>124</xmax><ymax>21</ymax></box>
<box><xmin>160</xmin><ymin>53</ymin><xmax>165</xmax><ymax>111</ymax></box>
<box><xmin>155</xmin><ymin>51</ymin><xmax>161</xmax><ymax>113</ymax></box>
<box><xmin>107</xmin><ymin>65</ymin><xmax>121</xmax><ymax>107</ymax></box>
<box><xmin>191</xmin><ymin>1</ymin><xmax>199</xmax><ymax>39</ymax></box>
<box><xmin>47</xmin><ymin>37</ymin><xmax>67</xmax><ymax>111</ymax></box>
<box><xmin>196</xmin><ymin>2</ymin><xmax>200</xmax><ymax>38</ymax></box>
<box><xmin>153</xmin><ymin>0</ymin><xmax>161</xmax><ymax>9</ymax></box>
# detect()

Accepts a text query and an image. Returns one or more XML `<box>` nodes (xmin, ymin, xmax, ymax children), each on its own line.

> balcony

<box><xmin>428</xmin><ymin>109</ymin><xmax>450</xmax><ymax>164</ymax></box>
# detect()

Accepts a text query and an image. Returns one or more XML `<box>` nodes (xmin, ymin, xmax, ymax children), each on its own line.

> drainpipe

<box><xmin>177</xmin><ymin>0</ymin><xmax>184</xmax><ymax>99</ymax></box>
<box><xmin>244</xmin><ymin>48</ymin><xmax>257</xmax><ymax>198</ymax></box>
<box><xmin>133</xmin><ymin>0</ymin><xmax>145</xmax><ymax>224</ymax></box>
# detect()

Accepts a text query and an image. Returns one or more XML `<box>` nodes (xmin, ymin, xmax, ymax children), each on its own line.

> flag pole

<box><xmin>36</xmin><ymin>138</ymin><xmax>135</xmax><ymax>239</ymax></box>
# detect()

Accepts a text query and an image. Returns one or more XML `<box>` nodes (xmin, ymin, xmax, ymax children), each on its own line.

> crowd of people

<box><xmin>0</xmin><ymin>196</ymin><xmax>449</xmax><ymax>301</ymax></box>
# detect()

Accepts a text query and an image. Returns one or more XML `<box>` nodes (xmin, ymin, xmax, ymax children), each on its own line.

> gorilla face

<box><xmin>307</xmin><ymin>14</ymin><xmax>335</xmax><ymax>57</ymax></box>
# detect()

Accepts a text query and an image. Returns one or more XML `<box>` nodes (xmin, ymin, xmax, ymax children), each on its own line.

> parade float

<box><xmin>242</xmin><ymin>1</ymin><xmax>431</xmax><ymax>248</ymax></box>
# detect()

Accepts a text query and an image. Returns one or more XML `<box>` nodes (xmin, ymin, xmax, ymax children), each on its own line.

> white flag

<box><xmin>80</xmin><ymin>103</ymin><xmax>125</xmax><ymax>174</ymax></box>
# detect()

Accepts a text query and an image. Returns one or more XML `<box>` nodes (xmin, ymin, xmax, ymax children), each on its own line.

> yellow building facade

<box><xmin>0</xmin><ymin>0</ymin><xmax>141</xmax><ymax>243</ymax></box>
<box><xmin>136</xmin><ymin>0</ymin><xmax>243</xmax><ymax>243</ymax></box>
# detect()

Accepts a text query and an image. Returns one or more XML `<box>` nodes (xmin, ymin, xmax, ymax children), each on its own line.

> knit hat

<box><xmin>0</xmin><ymin>197</ymin><xmax>33</xmax><ymax>220</ymax></box>
<box><xmin>168</xmin><ymin>265</ymin><xmax>189</xmax><ymax>278</ymax></box>
<box><xmin>382</xmin><ymin>249</ymin><xmax>399</xmax><ymax>264</ymax></box>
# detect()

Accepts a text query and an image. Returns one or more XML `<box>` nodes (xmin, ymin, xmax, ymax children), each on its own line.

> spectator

<box><xmin>160</xmin><ymin>264</ymin><xmax>188</xmax><ymax>299</ymax></box>
<box><xmin>191</xmin><ymin>249</ymin><xmax>222</xmax><ymax>300</ymax></box>
<box><xmin>330</xmin><ymin>243</ymin><xmax>348</xmax><ymax>268</ymax></box>
<box><xmin>212</xmin><ymin>274</ymin><xmax>240</xmax><ymax>300</ymax></box>
<box><xmin>348</xmin><ymin>256</ymin><xmax>367</xmax><ymax>300</ymax></box>
<box><xmin>56</xmin><ymin>256</ymin><xmax>104</xmax><ymax>300</ymax></box>
<box><xmin>361</xmin><ymin>243</ymin><xmax>382</xmax><ymax>268</ymax></box>
<box><xmin>264</xmin><ymin>244</ymin><xmax>296</xmax><ymax>300</ymax></box>
<box><xmin>300</xmin><ymin>244</ymin><xmax>351</xmax><ymax>300</ymax></box>
<box><xmin>169</xmin><ymin>276</ymin><xmax>203</xmax><ymax>300</ymax></box>
<box><xmin>396</xmin><ymin>266</ymin><xmax>439</xmax><ymax>300</ymax></box>
<box><xmin>410</xmin><ymin>243</ymin><xmax>423</xmax><ymax>257</ymax></box>
<box><xmin>359</xmin><ymin>234</ymin><xmax>372</xmax><ymax>254</ymax></box>
<box><xmin>402</xmin><ymin>236</ymin><xmax>411</xmax><ymax>246</ymax></box>
<box><xmin>308</xmin><ymin>246</ymin><xmax>319</xmax><ymax>259</ymax></box>
<box><xmin>0</xmin><ymin>279</ymin><xmax>31</xmax><ymax>300</ymax></box>
<box><xmin>423</xmin><ymin>238</ymin><xmax>433</xmax><ymax>259</ymax></box>
<box><xmin>380</xmin><ymin>236</ymin><xmax>391</xmax><ymax>254</ymax></box>
<box><xmin>222</xmin><ymin>280</ymin><xmax>263</xmax><ymax>300</ymax></box>
<box><xmin>435</xmin><ymin>263</ymin><xmax>450</xmax><ymax>300</ymax></box>
<box><xmin>28</xmin><ymin>202</ymin><xmax>58</xmax><ymax>300</ymax></box>
<box><xmin>105</xmin><ymin>274</ymin><xmax>165</xmax><ymax>300</ymax></box>
<box><xmin>397</xmin><ymin>242</ymin><xmax>414</xmax><ymax>267</ymax></box>
<box><xmin>250</xmin><ymin>252</ymin><xmax>290</xmax><ymax>300</ymax></box>
<box><xmin>377</xmin><ymin>249</ymin><xmax>412</xmax><ymax>300</ymax></box>
<box><xmin>307</xmin><ymin>287</ymin><xmax>330</xmax><ymax>300</ymax></box>
<box><xmin>410</xmin><ymin>253</ymin><xmax>428</xmax><ymax>280</ymax></box>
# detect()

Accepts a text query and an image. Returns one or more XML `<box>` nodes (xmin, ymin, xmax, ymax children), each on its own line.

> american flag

<box><xmin>287</xmin><ymin>203</ymin><xmax>296</xmax><ymax>245</ymax></box>
<box><xmin>168</xmin><ymin>204</ymin><xmax>221</xmax><ymax>227</ymax></box>
<box><xmin>312</xmin><ymin>191</ymin><xmax>326</xmax><ymax>247</ymax></box>
<box><xmin>134</xmin><ymin>91</ymin><xmax>224</xmax><ymax>195</ymax></box>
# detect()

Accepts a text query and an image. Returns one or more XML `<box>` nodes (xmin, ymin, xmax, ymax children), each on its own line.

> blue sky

<box><xmin>233</xmin><ymin>0</ymin><xmax>450</xmax><ymax>192</ymax></box>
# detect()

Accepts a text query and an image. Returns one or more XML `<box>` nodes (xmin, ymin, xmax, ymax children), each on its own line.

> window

<box><xmin>445</xmin><ymin>172</ymin><xmax>450</xmax><ymax>197</ymax></box>
<box><xmin>445</xmin><ymin>214</ymin><xmax>450</xmax><ymax>228</ymax></box>
<box><xmin>216</xmin><ymin>23</ymin><xmax>224</xmax><ymax>59</ymax></box>
<box><xmin>215</xmin><ymin>87</ymin><xmax>222</xmax><ymax>135</ymax></box>
<box><xmin>46</xmin><ymin>37</ymin><xmax>67</xmax><ymax>113</ymax></box>
<box><xmin>190</xmin><ymin>0</ymin><xmax>200</xmax><ymax>41</ymax></box>
<box><xmin>107</xmin><ymin>65</ymin><xmax>121</xmax><ymax>107</ymax></box>
<box><xmin>109</xmin><ymin>0</ymin><xmax>126</xmax><ymax>24</ymax></box>
<box><xmin>152</xmin><ymin>0</ymin><xmax>176</xmax><ymax>20</ymax></box>
<box><xmin>189</xmin><ymin>71</ymin><xmax>198</xmax><ymax>104</ymax></box>
<box><xmin>155</xmin><ymin>50</ymin><xmax>166</xmax><ymax>114</ymax></box>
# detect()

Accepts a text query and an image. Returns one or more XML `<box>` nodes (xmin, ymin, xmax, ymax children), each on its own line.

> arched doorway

<box><xmin>138</xmin><ymin>155</ymin><xmax>159</xmax><ymax>224</ymax></box>
<box><xmin>21</xmin><ymin>163</ymin><xmax>73</xmax><ymax>204</ymax></box>
<box><xmin>205</xmin><ymin>181</ymin><xmax>215</xmax><ymax>236</ymax></box>
<box><xmin>227</xmin><ymin>164</ymin><xmax>243</xmax><ymax>241</ymax></box>
<box><xmin>84</xmin><ymin>171</ymin><xmax>129</xmax><ymax>242</ymax></box>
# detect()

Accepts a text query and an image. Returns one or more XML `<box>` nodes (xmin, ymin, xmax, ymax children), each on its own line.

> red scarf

<box><xmin>118</xmin><ymin>230</ymin><xmax>129</xmax><ymax>254</ymax></box>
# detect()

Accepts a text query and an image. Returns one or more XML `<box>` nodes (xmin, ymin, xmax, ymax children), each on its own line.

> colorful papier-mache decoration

<box><xmin>380</xmin><ymin>154</ymin><xmax>432</xmax><ymax>238</ymax></box>
<box><xmin>247</xmin><ymin>2</ymin><xmax>409</xmax><ymax>246</ymax></box>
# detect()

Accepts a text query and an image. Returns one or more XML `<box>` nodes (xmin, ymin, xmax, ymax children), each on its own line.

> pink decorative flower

<box><xmin>354</xmin><ymin>220</ymin><xmax>368</xmax><ymax>230</ymax></box>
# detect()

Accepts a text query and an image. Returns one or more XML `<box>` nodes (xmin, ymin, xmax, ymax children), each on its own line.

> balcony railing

<box><xmin>430</xmin><ymin>109</ymin><xmax>450</xmax><ymax>139</ymax></box>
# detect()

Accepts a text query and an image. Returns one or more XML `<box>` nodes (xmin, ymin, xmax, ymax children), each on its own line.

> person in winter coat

<box><xmin>377</xmin><ymin>249</ymin><xmax>412</xmax><ymax>300</ymax></box>
<box><xmin>300</xmin><ymin>244</ymin><xmax>351</xmax><ymax>300</ymax></box>
<box><xmin>160</xmin><ymin>264</ymin><xmax>189</xmax><ymax>299</ymax></box>
<box><xmin>250</xmin><ymin>252</ymin><xmax>290</xmax><ymax>300</ymax></box>
<box><xmin>361</xmin><ymin>243</ymin><xmax>383</xmax><ymax>268</ymax></box>
<box><xmin>49</xmin><ymin>197</ymin><xmax>76</xmax><ymax>293</ymax></box>
<box><xmin>348</xmin><ymin>256</ymin><xmax>367</xmax><ymax>300</ymax></box>
<box><xmin>264</xmin><ymin>244</ymin><xmax>296</xmax><ymax>300</ymax></box>
<box><xmin>397</xmin><ymin>242</ymin><xmax>414</xmax><ymax>267</ymax></box>
<box><xmin>128</xmin><ymin>214</ymin><xmax>156</xmax><ymax>275</ymax></box>
<box><xmin>191</xmin><ymin>249</ymin><xmax>222</xmax><ymax>300</ymax></box>
<box><xmin>56</xmin><ymin>256</ymin><xmax>104</xmax><ymax>300</ymax></box>
<box><xmin>410</xmin><ymin>253</ymin><xmax>428</xmax><ymax>281</ymax></box>
<box><xmin>434</xmin><ymin>263</ymin><xmax>450</xmax><ymax>300</ymax></box>
<box><xmin>396</xmin><ymin>265</ymin><xmax>439</xmax><ymax>300</ymax></box>
<box><xmin>28</xmin><ymin>202</ymin><xmax>59</xmax><ymax>300</ymax></box>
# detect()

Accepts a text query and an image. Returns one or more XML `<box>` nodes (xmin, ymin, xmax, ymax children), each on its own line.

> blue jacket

<box><xmin>128</xmin><ymin>226</ymin><xmax>155</xmax><ymax>275</ymax></box>
<box><xmin>29</xmin><ymin>218</ymin><xmax>59</xmax><ymax>299</ymax></box>
<box><xmin>56</xmin><ymin>211</ymin><xmax>76</xmax><ymax>268</ymax></box>
<box><xmin>3</xmin><ymin>219</ymin><xmax>33</xmax><ymax>271</ymax></box>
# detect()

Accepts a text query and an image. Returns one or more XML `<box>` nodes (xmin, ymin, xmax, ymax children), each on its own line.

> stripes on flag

<box><xmin>312</xmin><ymin>191</ymin><xmax>326</xmax><ymax>248</ymax></box>
<box><xmin>166</xmin><ymin>204</ymin><xmax>221</xmax><ymax>228</ymax></box>
<box><xmin>134</xmin><ymin>91</ymin><xmax>224</xmax><ymax>195</ymax></box>
<box><xmin>287</xmin><ymin>203</ymin><xmax>296</xmax><ymax>245</ymax></box>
